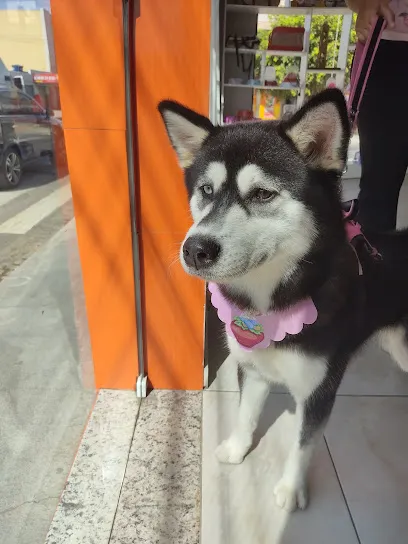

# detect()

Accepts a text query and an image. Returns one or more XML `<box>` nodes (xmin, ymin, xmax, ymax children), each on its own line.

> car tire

<box><xmin>0</xmin><ymin>148</ymin><xmax>23</xmax><ymax>190</ymax></box>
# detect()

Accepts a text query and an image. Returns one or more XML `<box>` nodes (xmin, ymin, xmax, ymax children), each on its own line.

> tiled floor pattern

<box><xmin>0</xmin><ymin>222</ymin><xmax>95</xmax><ymax>544</ymax></box>
<box><xmin>109</xmin><ymin>391</ymin><xmax>202</xmax><ymax>544</ymax></box>
<box><xmin>203</xmin><ymin>337</ymin><xmax>408</xmax><ymax>544</ymax></box>
<box><xmin>45</xmin><ymin>390</ymin><xmax>140</xmax><ymax>544</ymax></box>
<box><xmin>45</xmin><ymin>390</ymin><xmax>202</xmax><ymax>544</ymax></box>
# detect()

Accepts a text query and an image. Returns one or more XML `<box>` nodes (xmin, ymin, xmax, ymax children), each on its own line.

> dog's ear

<box><xmin>281</xmin><ymin>89</ymin><xmax>350</xmax><ymax>172</ymax></box>
<box><xmin>158</xmin><ymin>100</ymin><xmax>214</xmax><ymax>169</ymax></box>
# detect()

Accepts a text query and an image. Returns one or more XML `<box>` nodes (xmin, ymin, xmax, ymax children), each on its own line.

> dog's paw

<box><xmin>273</xmin><ymin>479</ymin><xmax>308</xmax><ymax>512</ymax></box>
<box><xmin>215</xmin><ymin>437</ymin><xmax>249</xmax><ymax>465</ymax></box>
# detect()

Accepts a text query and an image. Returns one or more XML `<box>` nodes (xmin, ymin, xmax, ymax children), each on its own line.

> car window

<box><xmin>0</xmin><ymin>91</ymin><xmax>38</xmax><ymax>115</ymax></box>
<box><xmin>0</xmin><ymin>91</ymin><xmax>19</xmax><ymax>114</ymax></box>
<box><xmin>18</xmin><ymin>94</ymin><xmax>38</xmax><ymax>114</ymax></box>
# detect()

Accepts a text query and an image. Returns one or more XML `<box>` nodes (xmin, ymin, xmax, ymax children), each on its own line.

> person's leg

<box><xmin>357</xmin><ymin>40</ymin><xmax>408</xmax><ymax>232</ymax></box>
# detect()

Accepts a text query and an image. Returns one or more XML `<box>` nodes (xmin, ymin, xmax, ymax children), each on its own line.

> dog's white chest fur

<box><xmin>228</xmin><ymin>335</ymin><xmax>327</xmax><ymax>402</ymax></box>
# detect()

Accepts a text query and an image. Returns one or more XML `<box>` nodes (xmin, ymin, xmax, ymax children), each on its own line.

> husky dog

<box><xmin>158</xmin><ymin>89</ymin><xmax>408</xmax><ymax>512</ymax></box>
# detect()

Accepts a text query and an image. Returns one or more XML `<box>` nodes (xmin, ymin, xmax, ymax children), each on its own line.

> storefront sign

<box><xmin>33</xmin><ymin>73</ymin><xmax>59</xmax><ymax>84</ymax></box>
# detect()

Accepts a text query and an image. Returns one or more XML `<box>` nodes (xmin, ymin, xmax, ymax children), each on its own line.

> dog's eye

<box><xmin>251</xmin><ymin>189</ymin><xmax>277</xmax><ymax>202</ymax></box>
<box><xmin>201</xmin><ymin>184</ymin><xmax>213</xmax><ymax>196</ymax></box>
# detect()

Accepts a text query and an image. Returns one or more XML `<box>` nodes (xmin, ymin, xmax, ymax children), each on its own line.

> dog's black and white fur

<box><xmin>159</xmin><ymin>90</ymin><xmax>408</xmax><ymax>512</ymax></box>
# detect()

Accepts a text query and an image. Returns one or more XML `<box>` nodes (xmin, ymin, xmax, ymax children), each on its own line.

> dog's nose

<box><xmin>183</xmin><ymin>236</ymin><xmax>221</xmax><ymax>270</ymax></box>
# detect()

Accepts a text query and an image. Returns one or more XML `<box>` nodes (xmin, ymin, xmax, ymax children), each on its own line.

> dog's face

<box><xmin>159</xmin><ymin>90</ymin><xmax>350</xmax><ymax>285</ymax></box>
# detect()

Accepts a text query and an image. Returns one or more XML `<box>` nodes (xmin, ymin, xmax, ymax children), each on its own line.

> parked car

<box><xmin>0</xmin><ymin>87</ymin><xmax>63</xmax><ymax>189</ymax></box>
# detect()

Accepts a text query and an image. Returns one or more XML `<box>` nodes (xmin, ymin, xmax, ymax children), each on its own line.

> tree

<box><xmin>255</xmin><ymin>13</ymin><xmax>356</xmax><ymax>101</ymax></box>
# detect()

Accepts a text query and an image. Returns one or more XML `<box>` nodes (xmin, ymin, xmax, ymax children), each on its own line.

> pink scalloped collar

<box><xmin>208</xmin><ymin>282</ymin><xmax>318</xmax><ymax>351</ymax></box>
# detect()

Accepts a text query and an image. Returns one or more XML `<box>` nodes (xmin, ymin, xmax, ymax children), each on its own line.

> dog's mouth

<box><xmin>181</xmin><ymin>259</ymin><xmax>249</xmax><ymax>283</ymax></box>
<box><xmin>181</xmin><ymin>242</ymin><xmax>269</xmax><ymax>283</ymax></box>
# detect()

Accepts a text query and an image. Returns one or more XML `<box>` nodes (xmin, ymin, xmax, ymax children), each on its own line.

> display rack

<box><xmin>221</xmin><ymin>1</ymin><xmax>354</xmax><ymax>120</ymax></box>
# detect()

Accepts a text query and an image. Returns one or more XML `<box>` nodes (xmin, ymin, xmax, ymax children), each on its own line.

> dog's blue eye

<box><xmin>201</xmin><ymin>185</ymin><xmax>213</xmax><ymax>196</ymax></box>
<box><xmin>252</xmin><ymin>189</ymin><xmax>276</xmax><ymax>202</ymax></box>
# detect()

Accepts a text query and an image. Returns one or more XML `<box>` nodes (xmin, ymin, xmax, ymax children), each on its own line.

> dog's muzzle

<box><xmin>182</xmin><ymin>235</ymin><xmax>221</xmax><ymax>270</ymax></box>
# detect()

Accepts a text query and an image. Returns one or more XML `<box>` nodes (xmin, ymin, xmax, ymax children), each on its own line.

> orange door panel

<box><xmin>135</xmin><ymin>0</ymin><xmax>211</xmax><ymax>389</ymax></box>
<box><xmin>52</xmin><ymin>0</ymin><xmax>138</xmax><ymax>390</ymax></box>
<box><xmin>64</xmin><ymin>128</ymin><xmax>138</xmax><ymax>389</ymax></box>
<box><xmin>141</xmin><ymin>230</ymin><xmax>205</xmax><ymax>389</ymax></box>
<box><xmin>53</xmin><ymin>0</ymin><xmax>211</xmax><ymax>390</ymax></box>
<box><xmin>51</xmin><ymin>0</ymin><xmax>126</xmax><ymax>131</ymax></box>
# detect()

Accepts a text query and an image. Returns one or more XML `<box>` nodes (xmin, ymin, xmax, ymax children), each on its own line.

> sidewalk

<box><xmin>0</xmin><ymin>220</ymin><xmax>95</xmax><ymax>544</ymax></box>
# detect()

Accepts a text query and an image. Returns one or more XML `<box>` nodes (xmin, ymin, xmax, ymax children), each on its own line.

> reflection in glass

<box><xmin>0</xmin><ymin>2</ymin><xmax>95</xmax><ymax>543</ymax></box>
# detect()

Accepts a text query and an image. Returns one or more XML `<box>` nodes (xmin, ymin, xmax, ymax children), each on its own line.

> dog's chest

<box><xmin>228</xmin><ymin>335</ymin><xmax>327</xmax><ymax>401</ymax></box>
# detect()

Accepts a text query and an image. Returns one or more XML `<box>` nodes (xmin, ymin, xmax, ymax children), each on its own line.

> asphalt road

<box><xmin>0</xmin><ymin>159</ymin><xmax>74</xmax><ymax>281</ymax></box>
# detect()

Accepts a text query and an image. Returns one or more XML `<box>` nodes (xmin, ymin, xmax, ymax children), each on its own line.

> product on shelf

<box><xmin>237</xmin><ymin>109</ymin><xmax>254</xmax><ymax>120</ymax></box>
<box><xmin>281</xmin><ymin>102</ymin><xmax>296</xmax><ymax>120</ymax></box>
<box><xmin>326</xmin><ymin>76</ymin><xmax>337</xmax><ymax>89</ymax></box>
<box><xmin>225</xmin><ymin>34</ymin><xmax>260</xmax><ymax>78</ymax></box>
<box><xmin>281</xmin><ymin>65</ymin><xmax>300</xmax><ymax>88</ymax></box>
<box><xmin>223</xmin><ymin>112</ymin><xmax>260</xmax><ymax>124</ymax></box>
<box><xmin>268</xmin><ymin>26</ymin><xmax>305</xmax><ymax>52</ymax></box>
<box><xmin>228</xmin><ymin>78</ymin><xmax>244</xmax><ymax>84</ymax></box>
<box><xmin>291</xmin><ymin>0</ymin><xmax>316</xmax><ymax>5</ymax></box>
<box><xmin>247</xmin><ymin>78</ymin><xmax>262</xmax><ymax>86</ymax></box>
<box><xmin>264</xmin><ymin>66</ymin><xmax>278</xmax><ymax>87</ymax></box>
<box><xmin>225</xmin><ymin>35</ymin><xmax>260</xmax><ymax>50</ymax></box>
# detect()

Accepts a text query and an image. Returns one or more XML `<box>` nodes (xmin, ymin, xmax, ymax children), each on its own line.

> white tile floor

<box><xmin>202</xmin><ymin>392</ymin><xmax>359</xmax><ymax>544</ymax></box>
<box><xmin>202</xmin><ymin>351</ymin><xmax>408</xmax><ymax>544</ymax></box>
<box><xmin>326</xmin><ymin>397</ymin><xmax>408</xmax><ymax>544</ymax></box>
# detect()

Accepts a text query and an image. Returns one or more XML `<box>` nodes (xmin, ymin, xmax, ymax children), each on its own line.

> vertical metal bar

<box><xmin>298</xmin><ymin>12</ymin><xmax>311</xmax><ymax>109</ymax></box>
<box><xmin>209</xmin><ymin>0</ymin><xmax>221</xmax><ymax>123</ymax></box>
<box><xmin>337</xmin><ymin>13</ymin><xmax>353</xmax><ymax>91</ymax></box>
<box><xmin>220</xmin><ymin>0</ymin><xmax>227</xmax><ymax>123</ymax></box>
<box><xmin>260</xmin><ymin>50</ymin><xmax>266</xmax><ymax>85</ymax></box>
<box><xmin>122</xmin><ymin>0</ymin><xmax>147</xmax><ymax>396</ymax></box>
<box><xmin>204</xmin><ymin>0</ymin><xmax>221</xmax><ymax>389</ymax></box>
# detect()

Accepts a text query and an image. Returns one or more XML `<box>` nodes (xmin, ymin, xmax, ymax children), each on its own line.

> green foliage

<box><xmin>256</xmin><ymin>13</ymin><xmax>357</xmax><ymax>100</ymax></box>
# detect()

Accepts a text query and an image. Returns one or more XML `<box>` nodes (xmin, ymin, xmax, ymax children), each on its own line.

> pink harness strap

<box><xmin>348</xmin><ymin>17</ymin><xmax>386</xmax><ymax>128</ymax></box>
<box><xmin>343</xmin><ymin>202</ymin><xmax>381</xmax><ymax>275</ymax></box>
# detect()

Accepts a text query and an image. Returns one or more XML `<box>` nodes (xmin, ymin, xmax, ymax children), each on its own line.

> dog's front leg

<box><xmin>274</xmin><ymin>389</ymin><xmax>337</xmax><ymax>512</ymax></box>
<box><xmin>216</xmin><ymin>363</ymin><xmax>270</xmax><ymax>464</ymax></box>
